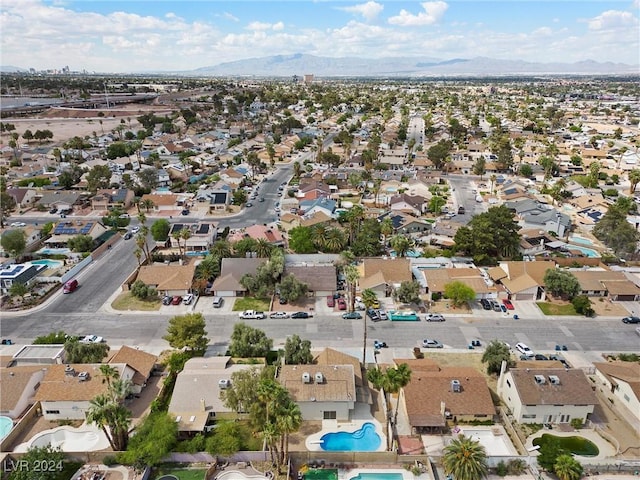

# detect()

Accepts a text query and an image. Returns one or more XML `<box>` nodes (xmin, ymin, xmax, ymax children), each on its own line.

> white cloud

<box><xmin>272</xmin><ymin>21</ymin><xmax>284</xmax><ymax>31</ymax></box>
<box><xmin>246</xmin><ymin>21</ymin><xmax>285</xmax><ymax>31</ymax></box>
<box><xmin>339</xmin><ymin>2</ymin><xmax>384</xmax><ymax>22</ymax></box>
<box><xmin>388</xmin><ymin>1</ymin><xmax>448</xmax><ymax>26</ymax></box>
<box><xmin>532</xmin><ymin>27</ymin><xmax>552</xmax><ymax>36</ymax></box>
<box><xmin>588</xmin><ymin>10</ymin><xmax>638</xmax><ymax>30</ymax></box>
<box><xmin>634</xmin><ymin>0</ymin><xmax>640</xmax><ymax>9</ymax></box>
<box><xmin>219</xmin><ymin>12</ymin><xmax>239</xmax><ymax>22</ymax></box>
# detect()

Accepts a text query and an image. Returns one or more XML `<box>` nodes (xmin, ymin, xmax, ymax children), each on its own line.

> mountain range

<box><xmin>3</xmin><ymin>54</ymin><xmax>639</xmax><ymax>76</ymax></box>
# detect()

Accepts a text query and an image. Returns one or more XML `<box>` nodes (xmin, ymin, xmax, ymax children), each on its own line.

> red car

<box><xmin>337</xmin><ymin>298</ymin><xmax>347</xmax><ymax>310</ymax></box>
<box><xmin>171</xmin><ymin>295</ymin><xmax>183</xmax><ymax>305</ymax></box>
<box><xmin>502</xmin><ymin>299</ymin><xmax>514</xmax><ymax>310</ymax></box>
<box><xmin>327</xmin><ymin>295</ymin><xmax>335</xmax><ymax>307</ymax></box>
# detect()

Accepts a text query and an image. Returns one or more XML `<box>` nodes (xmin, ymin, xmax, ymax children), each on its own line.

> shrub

<box><xmin>570</xmin><ymin>418</ymin><xmax>584</xmax><ymax>429</ymax></box>
<box><xmin>572</xmin><ymin>295</ymin><xmax>595</xmax><ymax>317</ymax></box>
<box><xmin>507</xmin><ymin>459</ymin><xmax>527</xmax><ymax>475</ymax></box>
<box><xmin>102</xmin><ymin>455</ymin><xmax>119</xmax><ymax>466</ymax></box>
<box><xmin>495</xmin><ymin>461</ymin><xmax>508</xmax><ymax>477</ymax></box>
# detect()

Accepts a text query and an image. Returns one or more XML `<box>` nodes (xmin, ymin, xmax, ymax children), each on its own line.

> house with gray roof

<box><xmin>195</xmin><ymin>188</ymin><xmax>230</xmax><ymax>213</ymax></box>
<box><xmin>212</xmin><ymin>257</ymin><xmax>268</xmax><ymax>297</ymax></box>
<box><xmin>0</xmin><ymin>263</ymin><xmax>46</xmax><ymax>294</ymax></box>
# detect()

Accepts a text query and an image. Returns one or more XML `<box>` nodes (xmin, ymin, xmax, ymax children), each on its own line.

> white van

<box><xmin>212</xmin><ymin>297</ymin><xmax>224</xmax><ymax>308</ymax></box>
<box><xmin>516</xmin><ymin>342</ymin><xmax>534</xmax><ymax>357</ymax></box>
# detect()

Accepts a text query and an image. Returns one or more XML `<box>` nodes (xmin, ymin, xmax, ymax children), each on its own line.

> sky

<box><xmin>1</xmin><ymin>0</ymin><xmax>639</xmax><ymax>73</ymax></box>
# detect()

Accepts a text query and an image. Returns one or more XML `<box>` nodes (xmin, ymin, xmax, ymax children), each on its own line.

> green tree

<box><xmin>164</xmin><ymin>313</ymin><xmax>209</xmax><ymax>351</ymax></box>
<box><xmin>130</xmin><ymin>280</ymin><xmax>157</xmax><ymax>300</ymax></box>
<box><xmin>278</xmin><ymin>273</ymin><xmax>308</xmax><ymax>303</ymax></box>
<box><xmin>444</xmin><ymin>281</ymin><xmax>476</xmax><ymax>307</ymax></box>
<box><xmin>233</xmin><ymin>189</ymin><xmax>248</xmax><ymax>205</ymax></box>
<box><xmin>427</xmin><ymin>139</ymin><xmax>453</xmax><ymax>169</ymax></box>
<box><xmin>519</xmin><ymin>164</ymin><xmax>533</xmax><ymax>178</ymax></box>
<box><xmin>1</xmin><ymin>228</ymin><xmax>26</xmax><ymax>258</ymax></box>
<box><xmin>443</xmin><ymin>434</ymin><xmax>489</xmax><ymax>480</ymax></box>
<box><xmin>229</xmin><ymin>323</ymin><xmax>273</xmax><ymax>358</ymax></box>
<box><xmin>220</xmin><ymin>366</ymin><xmax>269</xmax><ymax>415</ymax></box>
<box><xmin>86</xmin><ymin>165</ymin><xmax>112</xmax><ymax>192</ymax></box>
<box><xmin>360</xmin><ymin>288</ymin><xmax>377</xmax><ymax>364</ymax></box>
<box><xmin>33</xmin><ymin>331</ymin><xmax>70</xmax><ymax>344</ymax></box>
<box><xmin>9</xmin><ymin>282</ymin><xmax>28</xmax><ymax>298</ymax></box>
<box><xmin>367</xmin><ymin>367</ymin><xmax>393</xmax><ymax>450</ymax></box>
<box><xmin>481</xmin><ymin>340</ymin><xmax>511</xmax><ymax>375</ymax></box>
<box><xmin>7</xmin><ymin>445</ymin><xmax>65</xmax><ymax>480</ymax></box>
<box><xmin>283</xmin><ymin>334</ymin><xmax>313</xmax><ymax>365</ymax></box>
<box><xmin>394</xmin><ymin>280</ymin><xmax>421</xmax><ymax>304</ymax></box>
<box><xmin>64</xmin><ymin>339</ymin><xmax>109</xmax><ymax>363</ymax></box>
<box><xmin>206</xmin><ymin>420</ymin><xmax>242</xmax><ymax>455</ymax></box>
<box><xmin>117</xmin><ymin>412</ymin><xmax>178</xmax><ymax>469</ymax></box>
<box><xmin>553</xmin><ymin>454</ymin><xmax>583</xmax><ymax>480</ymax></box>
<box><xmin>593</xmin><ymin>199</ymin><xmax>640</xmax><ymax>258</ymax></box>
<box><xmin>288</xmin><ymin>226</ymin><xmax>316</xmax><ymax>253</ymax></box>
<box><xmin>544</xmin><ymin>269</ymin><xmax>580</xmax><ymax>300</ymax></box>
<box><xmin>537</xmin><ymin>436</ymin><xmax>566</xmax><ymax>472</ymax></box>
<box><xmin>150</xmin><ymin>219</ymin><xmax>170</xmax><ymax>241</ymax></box>
<box><xmin>571</xmin><ymin>295</ymin><xmax>595</xmax><ymax>317</ymax></box>
<box><xmin>0</xmin><ymin>182</ymin><xmax>16</xmax><ymax>228</ymax></box>
<box><xmin>67</xmin><ymin>234</ymin><xmax>94</xmax><ymax>253</ymax></box>
<box><xmin>86</xmin><ymin>392</ymin><xmax>131</xmax><ymax>452</ymax></box>
<box><xmin>473</xmin><ymin>156</ymin><xmax>486</xmax><ymax>179</ymax></box>
<box><xmin>388</xmin><ymin>363</ymin><xmax>412</xmax><ymax>424</ymax></box>
<box><xmin>389</xmin><ymin>234</ymin><xmax>414</xmax><ymax>257</ymax></box>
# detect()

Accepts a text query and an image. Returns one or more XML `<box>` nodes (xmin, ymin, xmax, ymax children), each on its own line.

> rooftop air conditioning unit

<box><xmin>534</xmin><ymin>375</ymin><xmax>546</xmax><ymax>385</ymax></box>
<box><xmin>64</xmin><ymin>365</ymin><xmax>75</xmax><ymax>376</ymax></box>
<box><xmin>451</xmin><ymin>379</ymin><xmax>462</xmax><ymax>393</ymax></box>
<box><xmin>315</xmin><ymin>372</ymin><xmax>325</xmax><ymax>384</ymax></box>
<box><xmin>218</xmin><ymin>379</ymin><xmax>231</xmax><ymax>389</ymax></box>
<box><xmin>548</xmin><ymin>375</ymin><xmax>561</xmax><ymax>385</ymax></box>
<box><xmin>302</xmin><ymin>372</ymin><xmax>311</xmax><ymax>384</ymax></box>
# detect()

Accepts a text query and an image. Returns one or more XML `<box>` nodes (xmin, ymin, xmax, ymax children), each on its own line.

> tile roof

<box><xmin>108</xmin><ymin>346</ymin><xmax>157</xmax><ymax>386</ymax></box>
<box><xmin>285</xmin><ymin>264</ymin><xmax>336</xmax><ymax>292</ymax></box>
<box><xmin>279</xmin><ymin>364</ymin><xmax>356</xmax><ymax>403</ymax></box>
<box><xmin>34</xmin><ymin>364</ymin><xmax>128</xmax><ymax>402</ymax></box>
<box><xmin>507</xmin><ymin>368</ymin><xmax>597</xmax><ymax>406</ymax></box>
<box><xmin>361</xmin><ymin>258</ymin><xmax>412</xmax><ymax>285</ymax></box>
<box><xmin>212</xmin><ymin>258</ymin><xmax>267</xmax><ymax>291</ymax></box>
<box><xmin>402</xmin><ymin>365</ymin><xmax>495</xmax><ymax>428</ymax></box>
<box><xmin>140</xmin><ymin>193</ymin><xmax>179</xmax><ymax>206</ymax></box>
<box><xmin>0</xmin><ymin>366</ymin><xmax>48</xmax><ymax>412</ymax></box>
<box><xmin>136</xmin><ymin>264</ymin><xmax>196</xmax><ymax>291</ymax></box>
<box><xmin>314</xmin><ymin>348</ymin><xmax>362</xmax><ymax>387</ymax></box>
<box><xmin>593</xmin><ymin>362</ymin><xmax>640</xmax><ymax>400</ymax></box>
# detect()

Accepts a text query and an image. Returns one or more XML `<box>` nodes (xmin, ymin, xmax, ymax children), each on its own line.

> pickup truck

<box><xmin>238</xmin><ymin>310</ymin><xmax>266</xmax><ymax>320</ymax></box>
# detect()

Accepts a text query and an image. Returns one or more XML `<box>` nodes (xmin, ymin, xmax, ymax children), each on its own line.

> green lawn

<box><xmin>112</xmin><ymin>292</ymin><xmax>160</xmax><ymax>311</ymax></box>
<box><xmin>233</xmin><ymin>297</ymin><xmax>271</xmax><ymax>311</ymax></box>
<box><xmin>536</xmin><ymin>302</ymin><xmax>576</xmax><ymax>315</ymax></box>
<box><xmin>153</xmin><ymin>468</ymin><xmax>207</xmax><ymax>480</ymax></box>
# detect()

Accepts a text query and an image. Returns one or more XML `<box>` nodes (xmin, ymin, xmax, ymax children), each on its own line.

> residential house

<box><xmin>314</xmin><ymin>348</ymin><xmax>370</xmax><ymax>404</ymax></box>
<box><xmin>139</xmin><ymin>193</ymin><xmax>181</xmax><ymax>213</ymax></box>
<box><xmin>429</xmin><ymin>221</ymin><xmax>464</xmax><ymax>248</ymax></box>
<box><xmin>0</xmin><ymin>366</ymin><xmax>48</xmax><ymax>418</ymax></box>
<box><xmin>226</xmin><ymin>225</ymin><xmax>284</xmax><ymax>246</ymax></box>
<box><xmin>420</xmin><ymin>266</ymin><xmax>492</xmax><ymax>299</ymax></box>
<box><xmin>168</xmin><ymin>356</ymin><xmax>263</xmax><ymax>434</ymax></box>
<box><xmin>91</xmin><ymin>188</ymin><xmax>135</xmax><ymax>212</ymax></box>
<box><xmin>573</xmin><ymin>270</ymin><xmax>640</xmax><ymax>301</ymax></box>
<box><xmin>0</xmin><ymin>263</ymin><xmax>46</xmax><ymax>294</ymax></box>
<box><xmin>45</xmin><ymin>220</ymin><xmax>108</xmax><ymax>248</ymax></box>
<box><xmin>284</xmin><ymin>260</ymin><xmax>336</xmax><ymax>296</ymax></box>
<box><xmin>168</xmin><ymin>222</ymin><xmax>217</xmax><ymax>254</ymax></box>
<box><xmin>593</xmin><ymin>361</ymin><xmax>640</xmax><ymax>425</ymax></box>
<box><xmin>6</xmin><ymin>188</ymin><xmax>37</xmax><ymax>208</ymax></box>
<box><xmin>400</xmin><ymin>359</ymin><xmax>496</xmax><ymax>434</ymax></box>
<box><xmin>195</xmin><ymin>188</ymin><xmax>230</xmax><ymax>213</ymax></box>
<box><xmin>389</xmin><ymin>193</ymin><xmax>426</xmax><ymax>217</ymax></box>
<box><xmin>35</xmin><ymin>363</ymin><xmax>135</xmax><ymax>420</ymax></box>
<box><xmin>297</xmin><ymin>180</ymin><xmax>331</xmax><ymax>201</ymax></box>
<box><xmin>135</xmin><ymin>263</ymin><xmax>197</xmax><ymax>297</ymax></box>
<box><xmin>36</xmin><ymin>191</ymin><xmax>81</xmax><ymax>211</ymax></box>
<box><xmin>488</xmin><ymin>261</ymin><xmax>555</xmax><ymax>301</ymax></box>
<box><xmin>212</xmin><ymin>257</ymin><xmax>268</xmax><ymax>297</ymax></box>
<box><xmin>219</xmin><ymin>168</ymin><xmax>245</xmax><ymax>187</ymax></box>
<box><xmin>277</xmin><ymin>364</ymin><xmax>356</xmax><ymax>421</ymax></box>
<box><xmin>299</xmin><ymin>198</ymin><xmax>336</xmax><ymax>218</ymax></box>
<box><xmin>0</xmin><ymin>226</ymin><xmax>41</xmax><ymax>257</ymax></box>
<box><xmin>108</xmin><ymin>346</ymin><xmax>157</xmax><ymax>395</ymax></box>
<box><xmin>519</xmin><ymin>229</ymin><xmax>557</xmax><ymax>257</ymax></box>
<box><xmin>498</xmin><ymin>366</ymin><xmax>597</xmax><ymax>424</ymax></box>
<box><xmin>9</xmin><ymin>344</ymin><xmax>65</xmax><ymax>367</ymax></box>
<box><xmin>359</xmin><ymin>258</ymin><xmax>413</xmax><ymax>297</ymax></box>
<box><xmin>504</xmin><ymin>199</ymin><xmax>571</xmax><ymax>238</ymax></box>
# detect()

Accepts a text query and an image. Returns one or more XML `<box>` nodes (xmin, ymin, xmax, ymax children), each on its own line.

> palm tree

<box><xmin>389</xmin><ymin>363</ymin><xmax>412</xmax><ymax>425</ymax></box>
<box><xmin>380</xmin><ymin>217</ymin><xmax>394</xmax><ymax>248</ymax></box>
<box><xmin>86</xmin><ymin>394</ymin><xmax>132</xmax><ymax>452</ymax></box>
<box><xmin>344</xmin><ymin>264</ymin><xmax>360</xmax><ymax>313</ymax></box>
<box><xmin>133</xmin><ymin>247</ymin><xmax>142</xmax><ymax>267</ymax></box>
<box><xmin>489</xmin><ymin>174</ymin><xmax>497</xmax><ymax>195</ymax></box>
<box><xmin>389</xmin><ymin>235</ymin><xmax>414</xmax><ymax>258</ymax></box>
<box><xmin>99</xmin><ymin>364</ymin><xmax>119</xmax><ymax>390</ymax></box>
<box><xmin>210</xmin><ymin>239</ymin><xmax>232</xmax><ymax>258</ymax></box>
<box><xmin>554</xmin><ymin>454</ymin><xmax>583</xmax><ymax>480</ymax></box>
<box><xmin>345</xmin><ymin>204</ymin><xmax>365</xmax><ymax>245</ymax></box>
<box><xmin>372</xmin><ymin>178</ymin><xmax>382</xmax><ymax>207</ymax></box>
<box><xmin>366</xmin><ymin>367</ymin><xmax>393</xmax><ymax>451</ymax></box>
<box><xmin>179</xmin><ymin>228</ymin><xmax>192</xmax><ymax>259</ymax></box>
<box><xmin>255</xmin><ymin>238</ymin><xmax>273</xmax><ymax>258</ymax></box>
<box><xmin>324</xmin><ymin>227</ymin><xmax>347</xmax><ymax>253</ymax></box>
<box><xmin>628</xmin><ymin>169</ymin><xmax>640</xmax><ymax>194</ymax></box>
<box><xmin>361</xmin><ymin>288</ymin><xmax>378</xmax><ymax>365</ymax></box>
<box><xmin>172</xmin><ymin>230</ymin><xmax>183</xmax><ymax>258</ymax></box>
<box><xmin>442</xmin><ymin>434</ymin><xmax>489</xmax><ymax>480</ymax></box>
<box><xmin>293</xmin><ymin>161</ymin><xmax>301</xmax><ymax>179</ymax></box>
<box><xmin>141</xmin><ymin>198</ymin><xmax>155</xmax><ymax>213</ymax></box>
<box><xmin>310</xmin><ymin>224</ymin><xmax>328</xmax><ymax>252</ymax></box>
<box><xmin>276</xmin><ymin>400</ymin><xmax>302</xmax><ymax>465</ymax></box>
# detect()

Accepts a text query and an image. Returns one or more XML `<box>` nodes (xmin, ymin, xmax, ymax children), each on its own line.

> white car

<box><xmin>515</xmin><ymin>342</ymin><xmax>534</xmax><ymax>357</ymax></box>
<box><xmin>130</xmin><ymin>226</ymin><xmax>140</xmax><ymax>234</ymax></box>
<box><xmin>182</xmin><ymin>293</ymin><xmax>194</xmax><ymax>305</ymax></box>
<box><xmin>80</xmin><ymin>335</ymin><xmax>104</xmax><ymax>344</ymax></box>
<box><xmin>10</xmin><ymin>222</ymin><xmax>26</xmax><ymax>227</ymax></box>
<box><xmin>270</xmin><ymin>311</ymin><xmax>290</xmax><ymax>319</ymax></box>
<box><xmin>422</xmin><ymin>339</ymin><xmax>443</xmax><ymax>348</ymax></box>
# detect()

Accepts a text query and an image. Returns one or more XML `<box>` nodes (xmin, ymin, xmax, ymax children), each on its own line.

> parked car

<box><xmin>342</xmin><ymin>312</ymin><xmax>362</xmax><ymax>320</ymax></box>
<box><xmin>49</xmin><ymin>208</ymin><xmax>58</xmax><ymax>214</ymax></box>
<box><xmin>373</xmin><ymin>340</ymin><xmax>388</xmax><ymax>349</ymax></box>
<box><xmin>124</xmin><ymin>231</ymin><xmax>133</xmax><ymax>240</ymax></box>
<box><xmin>246</xmin><ymin>202</ymin><xmax>253</xmax><ymax>207</ymax></box>
<box><xmin>534</xmin><ymin>354</ymin><xmax>549</xmax><ymax>361</ymax></box>
<box><xmin>337</xmin><ymin>298</ymin><xmax>347</xmax><ymax>310</ymax></box>
<box><xmin>515</xmin><ymin>342</ymin><xmax>534</xmax><ymax>357</ymax></box>
<box><xmin>622</xmin><ymin>316</ymin><xmax>640</xmax><ymax>324</ymax></box>
<box><xmin>502</xmin><ymin>299</ymin><xmax>514</xmax><ymax>310</ymax></box>
<box><xmin>80</xmin><ymin>335</ymin><xmax>104</xmax><ymax>344</ymax></box>
<box><xmin>491</xmin><ymin>300</ymin><xmax>502</xmax><ymax>312</ymax></box>
<box><xmin>500</xmin><ymin>304</ymin><xmax>507</xmax><ymax>313</ymax></box>
<box><xmin>425</xmin><ymin>313</ymin><xmax>445</xmax><ymax>322</ymax></box>
<box><xmin>9</xmin><ymin>222</ymin><xmax>26</xmax><ymax>227</ymax></box>
<box><xmin>480</xmin><ymin>299</ymin><xmax>492</xmax><ymax>310</ymax></box>
<box><xmin>326</xmin><ymin>295</ymin><xmax>335</xmax><ymax>307</ymax></box>
<box><xmin>162</xmin><ymin>295</ymin><xmax>172</xmax><ymax>305</ymax></box>
<box><xmin>171</xmin><ymin>295</ymin><xmax>182</xmax><ymax>305</ymax></box>
<box><xmin>131</xmin><ymin>226</ymin><xmax>140</xmax><ymax>234</ymax></box>
<box><xmin>181</xmin><ymin>209</ymin><xmax>190</xmax><ymax>216</ymax></box>
<box><xmin>378</xmin><ymin>311</ymin><xmax>388</xmax><ymax>321</ymax></box>
<box><xmin>291</xmin><ymin>312</ymin><xmax>312</xmax><ymax>319</ymax></box>
<box><xmin>1</xmin><ymin>339</ymin><xmax>13</xmax><ymax>345</ymax></box>
<box><xmin>182</xmin><ymin>293</ymin><xmax>194</xmax><ymax>305</ymax></box>
<box><xmin>270</xmin><ymin>311</ymin><xmax>290</xmax><ymax>319</ymax></box>
<box><xmin>422</xmin><ymin>339</ymin><xmax>443</xmax><ymax>348</ymax></box>
<box><xmin>371</xmin><ymin>300</ymin><xmax>380</xmax><ymax>309</ymax></box>
<box><xmin>259</xmin><ymin>197</ymin><xmax>265</xmax><ymax>202</ymax></box>
<box><xmin>367</xmin><ymin>308</ymin><xmax>380</xmax><ymax>321</ymax></box>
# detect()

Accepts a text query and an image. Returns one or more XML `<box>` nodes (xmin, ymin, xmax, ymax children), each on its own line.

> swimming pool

<box><xmin>0</xmin><ymin>416</ymin><xmax>13</xmax><ymax>440</ymax></box>
<box><xmin>319</xmin><ymin>422</ymin><xmax>381</xmax><ymax>451</ymax></box>
<box><xmin>565</xmin><ymin>244</ymin><xmax>601</xmax><ymax>258</ymax></box>
<box><xmin>568</xmin><ymin>235</ymin><xmax>594</xmax><ymax>246</ymax></box>
<box><xmin>30</xmin><ymin>259</ymin><xmax>64</xmax><ymax>269</ymax></box>
<box><xmin>15</xmin><ymin>425</ymin><xmax>110</xmax><ymax>452</ymax></box>
<box><xmin>38</xmin><ymin>247</ymin><xmax>71</xmax><ymax>256</ymax></box>
<box><xmin>349</xmin><ymin>474</ymin><xmax>403</xmax><ymax>480</ymax></box>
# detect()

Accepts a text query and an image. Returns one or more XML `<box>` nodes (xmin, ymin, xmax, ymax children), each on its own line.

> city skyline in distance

<box><xmin>1</xmin><ymin>0</ymin><xmax>639</xmax><ymax>74</ymax></box>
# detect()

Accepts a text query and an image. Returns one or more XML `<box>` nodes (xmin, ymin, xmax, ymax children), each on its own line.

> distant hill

<box><xmin>0</xmin><ymin>65</ymin><xmax>27</xmax><ymax>73</ymax></box>
<box><xmin>190</xmin><ymin>54</ymin><xmax>639</xmax><ymax>77</ymax></box>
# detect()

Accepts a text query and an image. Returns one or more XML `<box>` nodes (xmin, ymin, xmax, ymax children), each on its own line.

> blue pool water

<box><xmin>319</xmin><ymin>422</ymin><xmax>381</xmax><ymax>451</ymax></box>
<box><xmin>349</xmin><ymin>474</ymin><xmax>403</xmax><ymax>480</ymax></box>
<box><xmin>565</xmin><ymin>244</ymin><xmax>600</xmax><ymax>258</ymax></box>
<box><xmin>569</xmin><ymin>235</ymin><xmax>594</xmax><ymax>246</ymax></box>
<box><xmin>38</xmin><ymin>248</ymin><xmax>71</xmax><ymax>255</ymax></box>
<box><xmin>0</xmin><ymin>416</ymin><xmax>13</xmax><ymax>440</ymax></box>
<box><xmin>30</xmin><ymin>259</ymin><xmax>64</xmax><ymax>269</ymax></box>
<box><xmin>389</xmin><ymin>249</ymin><xmax>422</xmax><ymax>258</ymax></box>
